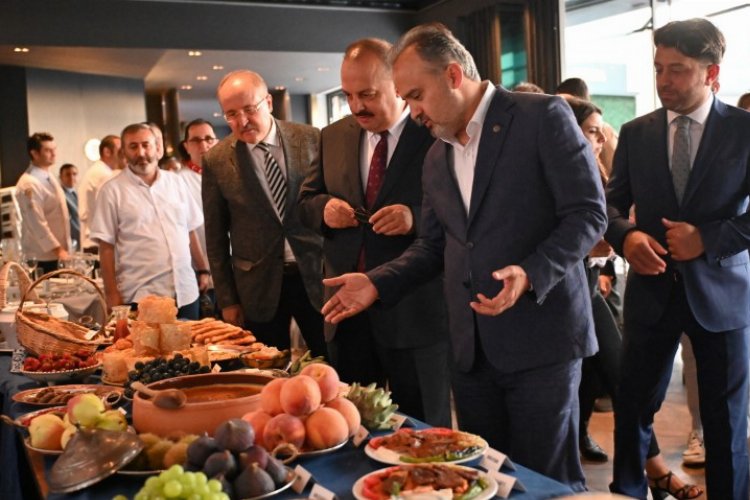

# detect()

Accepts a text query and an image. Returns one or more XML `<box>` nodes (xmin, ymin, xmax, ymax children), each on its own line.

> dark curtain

<box><xmin>464</xmin><ymin>6</ymin><xmax>502</xmax><ymax>84</ymax></box>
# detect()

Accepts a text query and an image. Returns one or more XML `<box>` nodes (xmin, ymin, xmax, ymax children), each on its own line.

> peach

<box><xmin>325</xmin><ymin>397</ymin><xmax>361</xmax><ymax>437</ymax></box>
<box><xmin>304</xmin><ymin>407</ymin><xmax>349</xmax><ymax>450</ymax></box>
<box><xmin>29</xmin><ymin>414</ymin><xmax>66</xmax><ymax>450</ymax></box>
<box><xmin>263</xmin><ymin>414</ymin><xmax>305</xmax><ymax>451</ymax></box>
<box><xmin>280</xmin><ymin>375</ymin><xmax>321</xmax><ymax>416</ymax></box>
<box><xmin>67</xmin><ymin>393</ymin><xmax>105</xmax><ymax>427</ymax></box>
<box><xmin>242</xmin><ymin>410</ymin><xmax>273</xmax><ymax>449</ymax></box>
<box><xmin>259</xmin><ymin>378</ymin><xmax>288</xmax><ymax>416</ymax></box>
<box><xmin>300</xmin><ymin>363</ymin><xmax>341</xmax><ymax>403</ymax></box>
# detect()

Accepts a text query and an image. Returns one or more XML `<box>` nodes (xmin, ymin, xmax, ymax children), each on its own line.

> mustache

<box><xmin>354</xmin><ymin>111</ymin><xmax>374</xmax><ymax>118</ymax></box>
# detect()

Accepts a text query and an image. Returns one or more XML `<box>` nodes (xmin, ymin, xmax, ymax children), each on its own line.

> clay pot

<box><xmin>132</xmin><ymin>372</ymin><xmax>276</xmax><ymax>438</ymax></box>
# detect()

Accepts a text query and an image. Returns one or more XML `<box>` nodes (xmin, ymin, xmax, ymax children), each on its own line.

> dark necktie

<box><xmin>364</xmin><ymin>131</ymin><xmax>388</xmax><ymax>209</ymax></box>
<box><xmin>257</xmin><ymin>142</ymin><xmax>287</xmax><ymax>220</ymax></box>
<box><xmin>671</xmin><ymin>115</ymin><xmax>691</xmax><ymax>204</ymax></box>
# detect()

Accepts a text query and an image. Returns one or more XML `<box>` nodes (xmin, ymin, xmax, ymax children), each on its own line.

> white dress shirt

<box><xmin>178</xmin><ymin>167</ymin><xmax>207</xmax><ymax>261</ymax></box>
<box><xmin>359</xmin><ymin>108</ymin><xmax>410</xmax><ymax>192</ymax></box>
<box><xmin>667</xmin><ymin>92</ymin><xmax>713</xmax><ymax>171</ymax></box>
<box><xmin>245</xmin><ymin>120</ymin><xmax>295</xmax><ymax>263</ymax></box>
<box><xmin>441</xmin><ymin>82</ymin><xmax>496</xmax><ymax>214</ymax></box>
<box><xmin>15</xmin><ymin>165</ymin><xmax>71</xmax><ymax>261</ymax></box>
<box><xmin>78</xmin><ymin>160</ymin><xmax>115</xmax><ymax>250</ymax></box>
<box><xmin>90</xmin><ymin>167</ymin><xmax>203</xmax><ymax>307</ymax></box>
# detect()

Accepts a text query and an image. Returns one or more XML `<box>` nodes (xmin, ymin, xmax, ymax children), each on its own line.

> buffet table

<box><xmin>1</xmin><ymin>355</ymin><xmax>576</xmax><ymax>499</ymax></box>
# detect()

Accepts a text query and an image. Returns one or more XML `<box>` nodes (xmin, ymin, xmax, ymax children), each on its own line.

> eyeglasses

<box><xmin>187</xmin><ymin>136</ymin><xmax>217</xmax><ymax>145</ymax></box>
<box><xmin>223</xmin><ymin>95</ymin><xmax>269</xmax><ymax>122</ymax></box>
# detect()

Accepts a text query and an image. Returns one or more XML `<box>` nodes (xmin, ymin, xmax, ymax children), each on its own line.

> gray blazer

<box><xmin>202</xmin><ymin>119</ymin><xmax>324</xmax><ymax>322</ymax></box>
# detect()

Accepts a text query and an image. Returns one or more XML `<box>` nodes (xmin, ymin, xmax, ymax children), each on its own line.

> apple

<box><xmin>263</xmin><ymin>414</ymin><xmax>305</xmax><ymax>451</ymax></box>
<box><xmin>280</xmin><ymin>375</ymin><xmax>321</xmax><ymax>416</ymax></box>
<box><xmin>68</xmin><ymin>393</ymin><xmax>105</xmax><ymax>427</ymax></box>
<box><xmin>60</xmin><ymin>425</ymin><xmax>78</xmax><ymax>449</ymax></box>
<box><xmin>300</xmin><ymin>364</ymin><xmax>340</xmax><ymax>403</ymax></box>
<box><xmin>29</xmin><ymin>413</ymin><xmax>66</xmax><ymax>450</ymax></box>
<box><xmin>95</xmin><ymin>409</ymin><xmax>127</xmax><ymax>431</ymax></box>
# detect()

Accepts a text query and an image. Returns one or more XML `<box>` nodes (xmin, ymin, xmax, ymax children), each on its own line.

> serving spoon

<box><xmin>130</xmin><ymin>382</ymin><xmax>187</xmax><ymax>410</ymax></box>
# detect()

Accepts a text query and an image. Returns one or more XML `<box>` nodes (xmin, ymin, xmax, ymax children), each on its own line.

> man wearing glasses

<box><xmin>202</xmin><ymin>70</ymin><xmax>326</xmax><ymax>358</ymax></box>
<box><xmin>181</xmin><ymin>119</ymin><xmax>218</xmax><ymax>314</ymax></box>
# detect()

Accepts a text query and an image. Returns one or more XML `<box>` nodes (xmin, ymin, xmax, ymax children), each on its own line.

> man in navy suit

<box><xmin>605</xmin><ymin>19</ymin><xmax>750</xmax><ymax>499</ymax></box>
<box><xmin>321</xmin><ymin>23</ymin><xmax>606</xmax><ymax>490</ymax></box>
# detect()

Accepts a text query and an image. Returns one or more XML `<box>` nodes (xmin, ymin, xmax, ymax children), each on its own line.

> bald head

<box><xmin>217</xmin><ymin>70</ymin><xmax>274</xmax><ymax>144</ymax></box>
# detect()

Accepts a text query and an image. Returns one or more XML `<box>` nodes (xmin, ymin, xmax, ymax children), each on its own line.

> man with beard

<box><xmin>606</xmin><ymin>19</ymin><xmax>750</xmax><ymax>499</ymax></box>
<box><xmin>299</xmin><ymin>38</ymin><xmax>451</xmax><ymax>426</ymax></box>
<box><xmin>320</xmin><ymin>23</ymin><xmax>606</xmax><ymax>490</ymax></box>
<box><xmin>202</xmin><ymin>70</ymin><xmax>326</xmax><ymax>357</ymax></box>
<box><xmin>90</xmin><ymin>123</ymin><xmax>210</xmax><ymax>318</ymax></box>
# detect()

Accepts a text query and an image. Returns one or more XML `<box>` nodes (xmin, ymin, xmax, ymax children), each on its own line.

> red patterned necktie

<box><xmin>358</xmin><ymin>131</ymin><xmax>388</xmax><ymax>272</ymax></box>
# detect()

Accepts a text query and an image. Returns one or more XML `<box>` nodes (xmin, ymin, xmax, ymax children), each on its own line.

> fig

<box><xmin>214</xmin><ymin>472</ymin><xmax>235</xmax><ymax>499</ymax></box>
<box><xmin>203</xmin><ymin>450</ymin><xmax>237</xmax><ymax>479</ymax></box>
<box><xmin>265</xmin><ymin>456</ymin><xmax>290</xmax><ymax>486</ymax></box>
<box><xmin>214</xmin><ymin>418</ymin><xmax>255</xmax><ymax>452</ymax></box>
<box><xmin>234</xmin><ymin>463</ymin><xmax>275</xmax><ymax>499</ymax></box>
<box><xmin>186</xmin><ymin>434</ymin><xmax>219</xmax><ymax>467</ymax></box>
<box><xmin>238</xmin><ymin>445</ymin><xmax>270</xmax><ymax>470</ymax></box>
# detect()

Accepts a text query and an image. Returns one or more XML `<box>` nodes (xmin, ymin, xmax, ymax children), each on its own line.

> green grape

<box><xmin>181</xmin><ymin>471</ymin><xmax>197</xmax><ymax>490</ymax></box>
<box><xmin>169</xmin><ymin>464</ymin><xmax>185</xmax><ymax>476</ymax></box>
<box><xmin>193</xmin><ymin>483</ymin><xmax>210</xmax><ymax>496</ymax></box>
<box><xmin>112</xmin><ymin>495</ymin><xmax>128</xmax><ymax>500</ymax></box>
<box><xmin>205</xmin><ymin>493</ymin><xmax>222</xmax><ymax>500</ymax></box>
<box><xmin>146</xmin><ymin>476</ymin><xmax>162</xmax><ymax>490</ymax></box>
<box><xmin>163</xmin><ymin>479</ymin><xmax>183</xmax><ymax>498</ymax></box>
<box><xmin>218</xmin><ymin>493</ymin><xmax>230</xmax><ymax>500</ymax></box>
<box><xmin>187</xmin><ymin>495</ymin><xmax>201</xmax><ymax>500</ymax></box>
<box><xmin>207</xmin><ymin>479</ymin><xmax>222</xmax><ymax>493</ymax></box>
<box><xmin>134</xmin><ymin>492</ymin><xmax>148</xmax><ymax>500</ymax></box>
<box><xmin>195</xmin><ymin>472</ymin><xmax>208</xmax><ymax>485</ymax></box>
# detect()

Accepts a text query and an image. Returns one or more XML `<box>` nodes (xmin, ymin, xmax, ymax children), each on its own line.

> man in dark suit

<box><xmin>605</xmin><ymin>19</ymin><xmax>750</xmax><ymax>499</ymax></box>
<box><xmin>298</xmin><ymin>38</ymin><xmax>451</xmax><ymax>426</ymax></box>
<box><xmin>202</xmin><ymin>70</ymin><xmax>326</xmax><ymax>358</ymax></box>
<box><xmin>321</xmin><ymin>24</ymin><xmax>606</xmax><ymax>490</ymax></box>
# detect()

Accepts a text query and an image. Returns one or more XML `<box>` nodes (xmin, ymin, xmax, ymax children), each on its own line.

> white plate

<box><xmin>364</xmin><ymin>430</ymin><xmax>487</xmax><ymax>465</ymax></box>
<box><xmin>352</xmin><ymin>464</ymin><xmax>497</xmax><ymax>500</ymax></box>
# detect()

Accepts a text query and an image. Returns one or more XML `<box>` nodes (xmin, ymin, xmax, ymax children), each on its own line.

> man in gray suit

<box><xmin>299</xmin><ymin>38</ymin><xmax>451</xmax><ymax>426</ymax></box>
<box><xmin>202</xmin><ymin>70</ymin><xmax>326</xmax><ymax>357</ymax></box>
<box><xmin>321</xmin><ymin>24</ymin><xmax>606</xmax><ymax>489</ymax></box>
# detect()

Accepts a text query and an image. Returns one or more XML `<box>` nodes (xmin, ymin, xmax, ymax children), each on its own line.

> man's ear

<box><xmin>706</xmin><ymin>63</ymin><xmax>720</xmax><ymax>86</ymax></box>
<box><xmin>445</xmin><ymin>63</ymin><xmax>464</xmax><ymax>90</ymax></box>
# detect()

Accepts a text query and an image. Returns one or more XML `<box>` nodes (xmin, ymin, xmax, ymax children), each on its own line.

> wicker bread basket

<box><xmin>0</xmin><ymin>261</ymin><xmax>39</xmax><ymax>308</ymax></box>
<box><xmin>16</xmin><ymin>269</ymin><xmax>105</xmax><ymax>356</ymax></box>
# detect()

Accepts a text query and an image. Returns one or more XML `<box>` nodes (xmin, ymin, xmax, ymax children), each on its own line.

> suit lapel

<box><xmin>468</xmin><ymin>88</ymin><xmax>513</xmax><ymax>227</ymax></box>
<box><xmin>277</xmin><ymin>120</ymin><xmax>298</xmax><ymax>223</ymax></box>
<box><xmin>645</xmin><ymin>110</ymin><xmax>679</xmax><ymax>211</ymax></box>
<box><xmin>681</xmin><ymin>99</ymin><xmax>726</xmax><ymax>207</ymax></box>
<box><xmin>435</xmin><ymin>141</ymin><xmax>467</xmax><ymax>229</ymax></box>
<box><xmin>342</xmin><ymin>117</ymin><xmax>366</xmax><ymax>208</ymax></box>
<box><xmin>373</xmin><ymin>119</ymin><xmax>428</xmax><ymax>208</ymax></box>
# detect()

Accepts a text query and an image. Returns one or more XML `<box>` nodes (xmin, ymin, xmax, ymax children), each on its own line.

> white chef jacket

<box><xmin>78</xmin><ymin>159</ymin><xmax>115</xmax><ymax>250</ymax></box>
<box><xmin>15</xmin><ymin>165</ymin><xmax>71</xmax><ymax>261</ymax></box>
<box><xmin>89</xmin><ymin>167</ymin><xmax>203</xmax><ymax>307</ymax></box>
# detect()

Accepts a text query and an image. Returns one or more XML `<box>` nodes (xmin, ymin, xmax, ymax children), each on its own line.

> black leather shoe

<box><xmin>580</xmin><ymin>434</ymin><xmax>609</xmax><ymax>462</ymax></box>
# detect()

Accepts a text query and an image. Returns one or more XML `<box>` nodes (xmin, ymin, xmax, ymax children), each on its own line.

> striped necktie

<box><xmin>257</xmin><ymin>142</ymin><xmax>287</xmax><ymax>220</ymax></box>
<box><xmin>671</xmin><ymin>115</ymin><xmax>691</xmax><ymax>204</ymax></box>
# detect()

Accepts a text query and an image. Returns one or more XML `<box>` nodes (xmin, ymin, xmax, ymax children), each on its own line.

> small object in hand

<box><xmin>353</xmin><ymin>207</ymin><xmax>372</xmax><ymax>225</ymax></box>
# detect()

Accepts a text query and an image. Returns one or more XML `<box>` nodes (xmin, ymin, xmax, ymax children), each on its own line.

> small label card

<box><xmin>488</xmin><ymin>470</ymin><xmax>525</xmax><ymax>498</ymax></box>
<box><xmin>292</xmin><ymin>464</ymin><xmax>313</xmax><ymax>494</ymax></box>
<box><xmin>388</xmin><ymin>413</ymin><xmax>408</xmax><ymax>430</ymax></box>
<box><xmin>309</xmin><ymin>483</ymin><xmax>336</xmax><ymax>500</ymax></box>
<box><xmin>352</xmin><ymin>425</ymin><xmax>370</xmax><ymax>447</ymax></box>
<box><xmin>480</xmin><ymin>448</ymin><xmax>516</xmax><ymax>471</ymax></box>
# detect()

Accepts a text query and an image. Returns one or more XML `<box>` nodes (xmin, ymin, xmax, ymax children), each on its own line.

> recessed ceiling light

<box><xmin>294</xmin><ymin>77</ymin><xmax>304</xmax><ymax>82</ymax></box>
<box><xmin>196</xmin><ymin>75</ymin><xmax>208</xmax><ymax>81</ymax></box>
<box><xmin>188</xmin><ymin>51</ymin><xmax>202</xmax><ymax>57</ymax></box>
<box><xmin>13</xmin><ymin>47</ymin><xmax>29</xmax><ymax>53</ymax></box>
<box><xmin>274</xmin><ymin>86</ymin><xmax>286</xmax><ymax>90</ymax></box>
<box><xmin>212</xmin><ymin>65</ymin><xmax>224</xmax><ymax>71</ymax></box>
<box><xmin>317</xmin><ymin>67</ymin><xmax>330</xmax><ymax>72</ymax></box>
<box><xmin>181</xmin><ymin>85</ymin><xmax>193</xmax><ymax>90</ymax></box>
<box><xmin>212</xmin><ymin>112</ymin><xmax>222</xmax><ymax>118</ymax></box>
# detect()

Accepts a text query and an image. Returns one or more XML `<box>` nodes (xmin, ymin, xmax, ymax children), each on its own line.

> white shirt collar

<box><xmin>442</xmin><ymin>81</ymin><xmax>496</xmax><ymax>148</ymax></box>
<box><xmin>667</xmin><ymin>92</ymin><xmax>713</xmax><ymax>126</ymax></box>
<box><xmin>366</xmin><ymin>107</ymin><xmax>410</xmax><ymax>144</ymax></box>
<box><xmin>124</xmin><ymin>164</ymin><xmax>161</xmax><ymax>187</ymax></box>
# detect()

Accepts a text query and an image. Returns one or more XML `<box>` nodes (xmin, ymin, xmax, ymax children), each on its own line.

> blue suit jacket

<box><xmin>605</xmin><ymin>98</ymin><xmax>750</xmax><ymax>333</ymax></box>
<box><xmin>369</xmin><ymin>87</ymin><xmax>607</xmax><ymax>372</ymax></box>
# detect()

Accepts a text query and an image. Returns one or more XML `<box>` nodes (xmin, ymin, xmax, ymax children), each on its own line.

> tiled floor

<box><xmin>583</xmin><ymin>355</ymin><xmax>707</xmax><ymax>498</ymax></box>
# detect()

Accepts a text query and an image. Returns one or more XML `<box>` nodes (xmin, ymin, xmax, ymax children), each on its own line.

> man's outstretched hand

<box><xmin>321</xmin><ymin>273</ymin><xmax>379</xmax><ymax>324</ymax></box>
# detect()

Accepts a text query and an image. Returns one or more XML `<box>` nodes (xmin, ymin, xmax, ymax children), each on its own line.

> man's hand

<box><xmin>598</xmin><ymin>275</ymin><xmax>613</xmax><ymax>298</ymax></box>
<box><xmin>589</xmin><ymin>239</ymin><xmax>614</xmax><ymax>259</ymax></box>
<box><xmin>370</xmin><ymin>204</ymin><xmax>413</xmax><ymax>236</ymax></box>
<box><xmin>197</xmin><ymin>273</ymin><xmax>211</xmax><ymax>293</ymax></box>
<box><xmin>56</xmin><ymin>247</ymin><xmax>70</xmax><ymax>261</ymax></box>
<box><xmin>470</xmin><ymin>265</ymin><xmax>529</xmax><ymax>316</ymax></box>
<box><xmin>321</xmin><ymin>273</ymin><xmax>378</xmax><ymax>324</ymax></box>
<box><xmin>222</xmin><ymin>304</ymin><xmax>244</xmax><ymax>326</ymax></box>
<box><xmin>324</xmin><ymin>198</ymin><xmax>358</xmax><ymax>229</ymax></box>
<box><xmin>662</xmin><ymin>218</ymin><xmax>704</xmax><ymax>261</ymax></box>
<box><xmin>623</xmin><ymin>230</ymin><xmax>667</xmax><ymax>275</ymax></box>
<box><xmin>105</xmin><ymin>289</ymin><xmax>123</xmax><ymax>314</ymax></box>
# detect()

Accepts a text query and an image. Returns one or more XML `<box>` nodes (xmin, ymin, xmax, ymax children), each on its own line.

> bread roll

<box><xmin>102</xmin><ymin>350</ymin><xmax>129</xmax><ymax>383</ymax></box>
<box><xmin>137</xmin><ymin>296</ymin><xmax>178</xmax><ymax>324</ymax></box>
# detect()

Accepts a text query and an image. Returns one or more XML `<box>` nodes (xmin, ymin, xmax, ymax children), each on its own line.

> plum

<box><xmin>214</xmin><ymin>418</ymin><xmax>255</xmax><ymax>453</ymax></box>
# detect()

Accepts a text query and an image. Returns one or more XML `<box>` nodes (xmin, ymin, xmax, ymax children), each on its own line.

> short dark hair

<box><xmin>27</xmin><ymin>132</ymin><xmax>54</xmax><ymax>156</ymax></box>
<box><xmin>59</xmin><ymin>163</ymin><xmax>77</xmax><ymax>176</ymax></box>
<box><xmin>121</xmin><ymin>123</ymin><xmax>155</xmax><ymax>142</ymax></box>
<box><xmin>183</xmin><ymin>119</ymin><xmax>214</xmax><ymax>143</ymax></box>
<box><xmin>562</xmin><ymin>95</ymin><xmax>602</xmax><ymax>126</ymax></box>
<box><xmin>99</xmin><ymin>134</ymin><xmax>119</xmax><ymax>156</ymax></box>
<box><xmin>738</xmin><ymin>92</ymin><xmax>750</xmax><ymax>111</ymax></box>
<box><xmin>653</xmin><ymin>18</ymin><xmax>725</xmax><ymax>65</ymax></box>
<box><xmin>513</xmin><ymin>81</ymin><xmax>545</xmax><ymax>94</ymax></box>
<box><xmin>555</xmin><ymin>78</ymin><xmax>590</xmax><ymax>100</ymax></box>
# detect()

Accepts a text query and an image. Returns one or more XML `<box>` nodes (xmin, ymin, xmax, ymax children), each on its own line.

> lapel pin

<box><xmin>492</xmin><ymin>125</ymin><xmax>501</xmax><ymax>133</ymax></box>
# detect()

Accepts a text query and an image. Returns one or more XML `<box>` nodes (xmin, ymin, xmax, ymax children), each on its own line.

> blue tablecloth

<box><xmin>1</xmin><ymin>355</ymin><xmax>575</xmax><ymax>499</ymax></box>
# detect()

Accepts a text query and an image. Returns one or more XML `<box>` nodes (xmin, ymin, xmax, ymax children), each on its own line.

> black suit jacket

<box><xmin>299</xmin><ymin>115</ymin><xmax>448</xmax><ymax>348</ymax></box>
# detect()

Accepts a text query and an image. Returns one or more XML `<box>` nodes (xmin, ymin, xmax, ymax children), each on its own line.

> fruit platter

<box><xmin>20</xmin><ymin>351</ymin><xmax>101</xmax><ymax>384</ymax></box>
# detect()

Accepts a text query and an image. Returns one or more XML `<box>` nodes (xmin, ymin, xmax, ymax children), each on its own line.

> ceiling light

<box><xmin>274</xmin><ymin>86</ymin><xmax>286</xmax><ymax>90</ymax></box>
<box><xmin>188</xmin><ymin>51</ymin><xmax>202</xmax><ymax>57</ymax></box>
<box><xmin>317</xmin><ymin>67</ymin><xmax>330</xmax><ymax>72</ymax></box>
<box><xmin>13</xmin><ymin>47</ymin><xmax>29</xmax><ymax>53</ymax></box>
<box><xmin>294</xmin><ymin>77</ymin><xmax>304</xmax><ymax>82</ymax></box>
<box><xmin>212</xmin><ymin>65</ymin><xmax>224</xmax><ymax>71</ymax></box>
<box><xmin>196</xmin><ymin>75</ymin><xmax>208</xmax><ymax>81</ymax></box>
<box><xmin>213</xmin><ymin>112</ymin><xmax>222</xmax><ymax>118</ymax></box>
<box><xmin>181</xmin><ymin>85</ymin><xmax>193</xmax><ymax>90</ymax></box>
